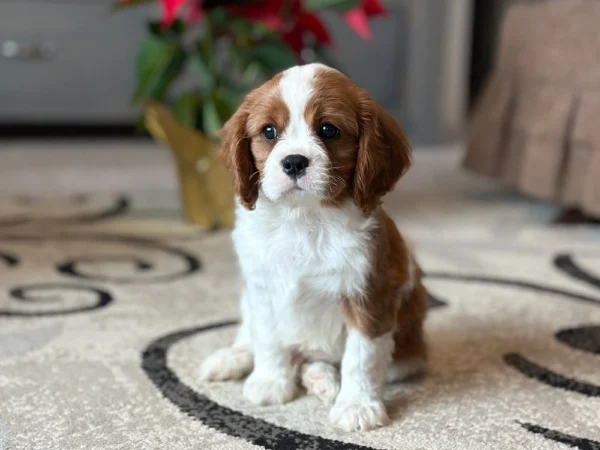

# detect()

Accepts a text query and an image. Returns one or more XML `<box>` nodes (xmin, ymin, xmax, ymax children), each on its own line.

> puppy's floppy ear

<box><xmin>353</xmin><ymin>93</ymin><xmax>412</xmax><ymax>214</ymax></box>
<box><xmin>219</xmin><ymin>101</ymin><xmax>259</xmax><ymax>210</ymax></box>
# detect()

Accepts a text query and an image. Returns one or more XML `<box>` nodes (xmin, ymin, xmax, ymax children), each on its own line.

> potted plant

<box><xmin>117</xmin><ymin>0</ymin><xmax>386</xmax><ymax>229</ymax></box>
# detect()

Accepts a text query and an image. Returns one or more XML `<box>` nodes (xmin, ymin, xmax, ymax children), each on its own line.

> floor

<box><xmin>0</xmin><ymin>140</ymin><xmax>599</xmax><ymax>450</ymax></box>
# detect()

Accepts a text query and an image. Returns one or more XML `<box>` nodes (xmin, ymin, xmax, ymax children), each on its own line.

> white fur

<box><xmin>201</xmin><ymin>64</ymin><xmax>402</xmax><ymax>431</ymax></box>
<box><xmin>199</xmin><ymin>346</ymin><xmax>253</xmax><ymax>381</ymax></box>
<box><xmin>230</xmin><ymin>198</ymin><xmax>381</xmax><ymax>415</ymax></box>
<box><xmin>234</xmin><ymin>197</ymin><xmax>376</xmax><ymax>362</ymax></box>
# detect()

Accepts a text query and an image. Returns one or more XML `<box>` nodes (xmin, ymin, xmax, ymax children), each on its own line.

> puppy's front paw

<box><xmin>243</xmin><ymin>371</ymin><xmax>297</xmax><ymax>406</ymax></box>
<box><xmin>329</xmin><ymin>399</ymin><xmax>389</xmax><ymax>432</ymax></box>
<box><xmin>200</xmin><ymin>347</ymin><xmax>253</xmax><ymax>382</ymax></box>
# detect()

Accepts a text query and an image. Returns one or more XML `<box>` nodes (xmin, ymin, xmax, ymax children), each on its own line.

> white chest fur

<box><xmin>232</xmin><ymin>199</ymin><xmax>377</xmax><ymax>361</ymax></box>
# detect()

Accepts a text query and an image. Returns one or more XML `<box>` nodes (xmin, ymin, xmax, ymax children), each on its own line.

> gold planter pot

<box><xmin>144</xmin><ymin>102</ymin><xmax>235</xmax><ymax>230</ymax></box>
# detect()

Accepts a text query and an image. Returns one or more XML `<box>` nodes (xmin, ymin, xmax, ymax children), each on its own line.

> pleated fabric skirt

<box><xmin>464</xmin><ymin>0</ymin><xmax>600</xmax><ymax>217</ymax></box>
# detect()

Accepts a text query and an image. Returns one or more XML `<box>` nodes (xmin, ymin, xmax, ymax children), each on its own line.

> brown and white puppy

<box><xmin>200</xmin><ymin>63</ymin><xmax>427</xmax><ymax>432</ymax></box>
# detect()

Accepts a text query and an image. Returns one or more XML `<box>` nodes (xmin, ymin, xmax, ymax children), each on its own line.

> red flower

<box><xmin>229</xmin><ymin>0</ymin><xmax>331</xmax><ymax>55</ymax></box>
<box><xmin>138</xmin><ymin>0</ymin><xmax>203</xmax><ymax>27</ymax></box>
<box><xmin>283</xmin><ymin>5</ymin><xmax>331</xmax><ymax>54</ymax></box>
<box><xmin>227</xmin><ymin>0</ymin><xmax>283</xmax><ymax>29</ymax></box>
<box><xmin>343</xmin><ymin>0</ymin><xmax>387</xmax><ymax>40</ymax></box>
<box><xmin>160</xmin><ymin>0</ymin><xmax>188</xmax><ymax>27</ymax></box>
<box><xmin>124</xmin><ymin>0</ymin><xmax>383</xmax><ymax>50</ymax></box>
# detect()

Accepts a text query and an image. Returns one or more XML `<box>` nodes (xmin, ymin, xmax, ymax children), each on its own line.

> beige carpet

<box><xmin>1</xmin><ymin>140</ymin><xmax>599</xmax><ymax>450</ymax></box>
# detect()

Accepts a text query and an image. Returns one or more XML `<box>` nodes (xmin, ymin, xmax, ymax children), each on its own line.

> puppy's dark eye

<box><xmin>318</xmin><ymin>124</ymin><xmax>339</xmax><ymax>140</ymax></box>
<box><xmin>262</xmin><ymin>125</ymin><xmax>277</xmax><ymax>142</ymax></box>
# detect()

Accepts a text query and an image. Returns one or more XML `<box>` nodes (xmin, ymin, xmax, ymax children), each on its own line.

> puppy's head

<box><xmin>219</xmin><ymin>63</ymin><xmax>412</xmax><ymax>213</ymax></box>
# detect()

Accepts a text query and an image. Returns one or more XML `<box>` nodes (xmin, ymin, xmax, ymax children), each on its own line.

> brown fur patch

<box><xmin>219</xmin><ymin>73</ymin><xmax>287</xmax><ymax>209</ymax></box>
<box><xmin>343</xmin><ymin>210</ymin><xmax>427</xmax><ymax>361</ymax></box>
<box><xmin>247</xmin><ymin>82</ymin><xmax>289</xmax><ymax>173</ymax></box>
<box><xmin>306</xmin><ymin>70</ymin><xmax>361</xmax><ymax>204</ymax></box>
<box><xmin>352</xmin><ymin>93</ymin><xmax>412</xmax><ymax>214</ymax></box>
<box><xmin>219</xmin><ymin>108</ymin><xmax>259</xmax><ymax>210</ymax></box>
<box><xmin>307</xmin><ymin>68</ymin><xmax>412</xmax><ymax>211</ymax></box>
<box><xmin>393</xmin><ymin>280</ymin><xmax>427</xmax><ymax>364</ymax></box>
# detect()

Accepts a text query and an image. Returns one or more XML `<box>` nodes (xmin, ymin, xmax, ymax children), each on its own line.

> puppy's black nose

<box><xmin>281</xmin><ymin>154</ymin><xmax>309</xmax><ymax>178</ymax></box>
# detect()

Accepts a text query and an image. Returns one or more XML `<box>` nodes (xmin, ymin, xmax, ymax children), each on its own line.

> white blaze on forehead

<box><xmin>278</xmin><ymin>64</ymin><xmax>337</xmax><ymax>141</ymax></box>
<box><xmin>279</xmin><ymin>64</ymin><xmax>335</xmax><ymax>106</ymax></box>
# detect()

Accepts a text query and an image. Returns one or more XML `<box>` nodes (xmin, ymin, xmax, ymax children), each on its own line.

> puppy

<box><xmin>200</xmin><ymin>63</ymin><xmax>427</xmax><ymax>432</ymax></box>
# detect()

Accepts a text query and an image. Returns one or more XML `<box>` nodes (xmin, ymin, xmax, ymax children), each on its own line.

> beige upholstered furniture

<box><xmin>465</xmin><ymin>0</ymin><xmax>600</xmax><ymax>218</ymax></box>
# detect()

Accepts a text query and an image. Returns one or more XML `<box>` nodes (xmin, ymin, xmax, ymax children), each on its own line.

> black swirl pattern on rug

<box><xmin>0</xmin><ymin>195</ymin><xmax>129</xmax><ymax>226</ymax></box>
<box><xmin>554</xmin><ymin>254</ymin><xmax>600</xmax><ymax>290</ymax></box>
<box><xmin>142</xmin><ymin>320</ymin><xmax>379</xmax><ymax>450</ymax></box>
<box><xmin>426</xmin><ymin>292</ymin><xmax>447</xmax><ymax>309</ymax></box>
<box><xmin>504</xmin><ymin>353</ymin><xmax>600</xmax><ymax>397</ymax></box>
<box><xmin>426</xmin><ymin>271</ymin><xmax>600</xmax><ymax>307</ymax></box>
<box><xmin>519</xmin><ymin>423</ymin><xmax>600</xmax><ymax>450</ymax></box>
<box><xmin>0</xmin><ymin>251</ymin><xmax>19</xmax><ymax>267</ymax></box>
<box><xmin>426</xmin><ymin>265</ymin><xmax>600</xmax><ymax>446</ymax></box>
<box><xmin>0</xmin><ymin>283</ymin><xmax>113</xmax><ymax>317</ymax></box>
<box><xmin>556</xmin><ymin>326</ymin><xmax>600</xmax><ymax>355</ymax></box>
<box><xmin>57</xmin><ymin>255</ymin><xmax>154</xmax><ymax>278</ymax></box>
<box><xmin>0</xmin><ymin>234</ymin><xmax>200</xmax><ymax>284</ymax></box>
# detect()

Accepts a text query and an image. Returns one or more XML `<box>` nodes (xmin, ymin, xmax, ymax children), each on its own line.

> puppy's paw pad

<box><xmin>329</xmin><ymin>400</ymin><xmax>389</xmax><ymax>432</ymax></box>
<box><xmin>200</xmin><ymin>347</ymin><xmax>253</xmax><ymax>382</ymax></box>
<box><xmin>243</xmin><ymin>372</ymin><xmax>296</xmax><ymax>406</ymax></box>
<box><xmin>312</xmin><ymin>379</ymin><xmax>340</xmax><ymax>404</ymax></box>
<box><xmin>301</xmin><ymin>363</ymin><xmax>339</xmax><ymax>404</ymax></box>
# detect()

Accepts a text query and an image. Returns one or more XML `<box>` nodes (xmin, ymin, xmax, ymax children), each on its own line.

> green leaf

<box><xmin>212</xmin><ymin>90</ymin><xmax>237</xmax><ymax>124</ymax></box>
<box><xmin>135</xmin><ymin>36</ymin><xmax>186</xmax><ymax>100</ymax></box>
<box><xmin>147</xmin><ymin>22</ymin><xmax>162</xmax><ymax>37</ymax></box>
<box><xmin>303</xmin><ymin>0</ymin><xmax>360</xmax><ymax>12</ymax></box>
<box><xmin>240</xmin><ymin>61</ymin><xmax>263</xmax><ymax>86</ymax></box>
<box><xmin>202</xmin><ymin>96</ymin><xmax>223</xmax><ymax>139</ymax></box>
<box><xmin>136</xmin><ymin>36</ymin><xmax>170</xmax><ymax>96</ymax></box>
<box><xmin>229</xmin><ymin>16</ymin><xmax>273</xmax><ymax>40</ymax></box>
<box><xmin>173</xmin><ymin>93</ymin><xmax>202</xmax><ymax>129</ymax></box>
<box><xmin>171</xmin><ymin>19</ymin><xmax>186</xmax><ymax>36</ymax></box>
<box><xmin>207</xmin><ymin>7</ymin><xmax>230</xmax><ymax>28</ymax></box>
<box><xmin>147</xmin><ymin>19</ymin><xmax>186</xmax><ymax>37</ymax></box>
<box><xmin>147</xmin><ymin>48</ymin><xmax>186</xmax><ymax>99</ymax></box>
<box><xmin>247</xmin><ymin>21</ymin><xmax>275</xmax><ymax>40</ymax></box>
<box><xmin>249</xmin><ymin>41</ymin><xmax>298</xmax><ymax>75</ymax></box>
<box><xmin>190</xmin><ymin>51</ymin><xmax>216</xmax><ymax>92</ymax></box>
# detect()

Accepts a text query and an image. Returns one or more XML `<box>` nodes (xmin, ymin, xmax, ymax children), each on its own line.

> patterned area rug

<box><xmin>1</xmin><ymin>141</ymin><xmax>599</xmax><ymax>450</ymax></box>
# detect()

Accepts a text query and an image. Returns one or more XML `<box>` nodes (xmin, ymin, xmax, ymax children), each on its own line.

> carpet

<box><xmin>1</xmin><ymin>141</ymin><xmax>599</xmax><ymax>450</ymax></box>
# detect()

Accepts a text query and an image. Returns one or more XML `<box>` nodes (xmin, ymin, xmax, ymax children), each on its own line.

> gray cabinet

<box><xmin>0</xmin><ymin>1</ymin><xmax>151</xmax><ymax>122</ymax></box>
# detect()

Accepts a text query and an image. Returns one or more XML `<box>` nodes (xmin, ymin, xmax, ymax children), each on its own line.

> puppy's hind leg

<box><xmin>199</xmin><ymin>345</ymin><xmax>253</xmax><ymax>381</ymax></box>
<box><xmin>387</xmin><ymin>282</ymin><xmax>428</xmax><ymax>383</ymax></box>
<box><xmin>200</xmin><ymin>292</ymin><xmax>254</xmax><ymax>382</ymax></box>
<box><xmin>301</xmin><ymin>361</ymin><xmax>340</xmax><ymax>404</ymax></box>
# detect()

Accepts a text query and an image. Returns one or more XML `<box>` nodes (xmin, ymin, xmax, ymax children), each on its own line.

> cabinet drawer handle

<box><xmin>1</xmin><ymin>40</ymin><xmax>56</xmax><ymax>61</ymax></box>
